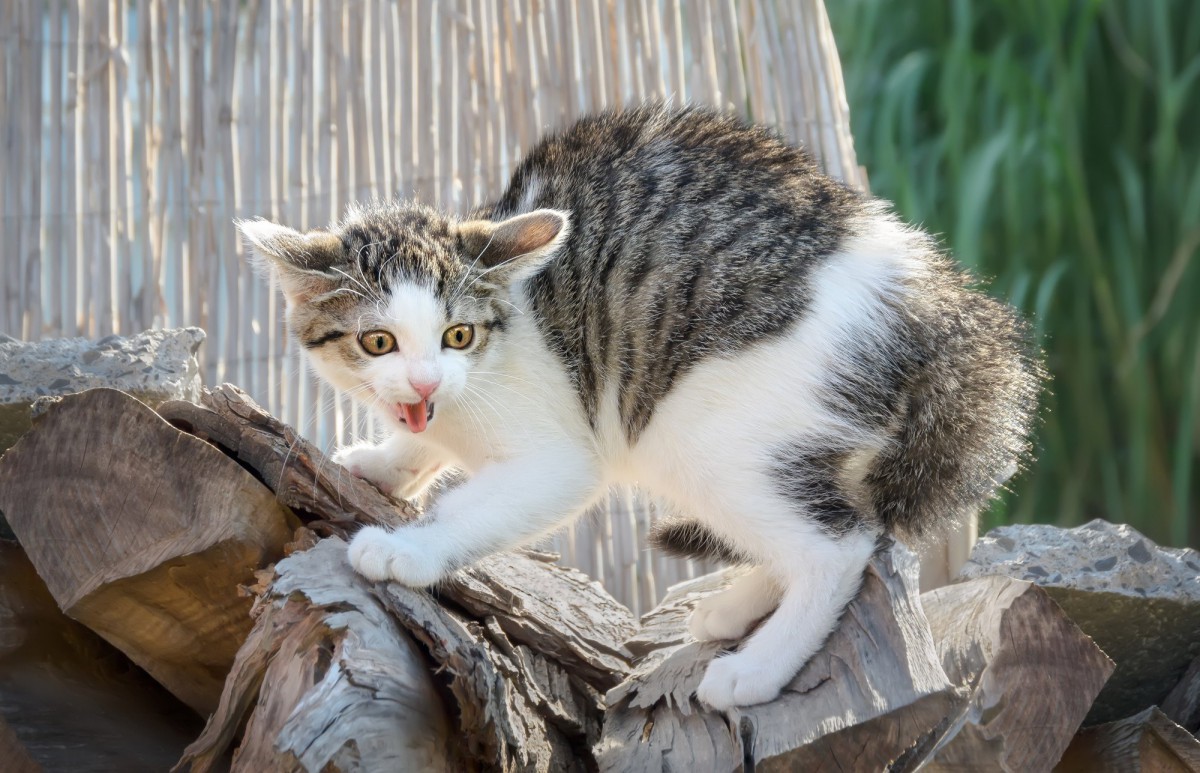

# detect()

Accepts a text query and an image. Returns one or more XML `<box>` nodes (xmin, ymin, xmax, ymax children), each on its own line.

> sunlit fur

<box><xmin>240</xmin><ymin>104</ymin><xmax>1044</xmax><ymax>710</ymax></box>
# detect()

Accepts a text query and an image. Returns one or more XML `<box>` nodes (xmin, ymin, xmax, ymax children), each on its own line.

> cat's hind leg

<box><xmin>689</xmin><ymin>565</ymin><xmax>781</xmax><ymax>642</ymax></box>
<box><xmin>696</xmin><ymin>526</ymin><xmax>876</xmax><ymax>709</ymax></box>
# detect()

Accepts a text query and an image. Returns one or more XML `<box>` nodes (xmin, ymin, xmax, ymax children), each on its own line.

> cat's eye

<box><xmin>359</xmin><ymin>330</ymin><xmax>397</xmax><ymax>356</ymax></box>
<box><xmin>442</xmin><ymin>324</ymin><xmax>475</xmax><ymax>350</ymax></box>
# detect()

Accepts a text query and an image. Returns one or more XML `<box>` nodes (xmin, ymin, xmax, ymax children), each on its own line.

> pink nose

<box><xmin>409</xmin><ymin>378</ymin><xmax>440</xmax><ymax>400</ymax></box>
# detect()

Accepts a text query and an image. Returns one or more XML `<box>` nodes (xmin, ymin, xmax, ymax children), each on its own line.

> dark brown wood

<box><xmin>1162</xmin><ymin>654</ymin><xmax>1200</xmax><ymax>734</ymax></box>
<box><xmin>1055</xmin><ymin>707</ymin><xmax>1200</xmax><ymax>772</ymax></box>
<box><xmin>597</xmin><ymin>542</ymin><xmax>962</xmax><ymax>772</ymax></box>
<box><xmin>0</xmin><ymin>540</ymin><xmax>202</xmax><ymax>772</ymax></box>
<box><xmin>916</xmin><ymin>576</ymin><xmax>1115</xmax><ymax>771</ymax></box>
<box><xmin>158</xmin><ymin>383</ymin><xmax>417</xmax><ymax>535</ymax></box>
<box><xmin>0</xmin><ymin>388</ymin><xmax>298</xmax><ymax>714</ymax></box>
<box><xmin>177</xmin><ymin>537</ymin><xmax>637</xmax><ymax>773</ymax></box>
<box><xmin>0</xmin><ymin>716</ymin><xmax>41</xmax><ymax>773</ymax></box>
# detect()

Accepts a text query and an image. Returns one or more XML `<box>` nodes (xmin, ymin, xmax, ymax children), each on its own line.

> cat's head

<box><xmin>238</xmin><ymin>201</ymin><xmax>568</xmax><ymax>433</ymax></box>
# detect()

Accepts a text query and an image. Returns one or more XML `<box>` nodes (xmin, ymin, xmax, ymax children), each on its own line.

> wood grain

<box><xmin>0</xmin><ymin>388</ymin><xmax>298</xmax><ymax>714</ymax></box>
<box><xmin>917</xmin><ymin>576</ymin><xmax>1115</xmax><ymax>771</ymax></box>
<box><xmin>1056</xmin><ymin>707</ymin><xmax>1200</xmax><ymax>773</ymax></box>
<box><xmin>158</xmin><ymin>382</ymin><xmax>416</xmax><ymax>536</ymax></box>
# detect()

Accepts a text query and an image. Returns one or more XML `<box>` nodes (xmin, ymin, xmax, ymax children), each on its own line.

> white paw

<box><xmin>332</xmin><ymin>444</ymin><xmax>421</xmax><ymax>498</ymax></box>
<box><xmin>688</xmin><ymin>592</ymin><xmax>765</xmax><ymax>642</ymax></box>
<box><xmin>696</xmin><ymin>653</ymin><xmax>790</xmax><ymax>710</ymax></box>
<box><xmin>346</xmin><ymin>526</ymin><xmax>446</xmax><ymax>587</ymax></box>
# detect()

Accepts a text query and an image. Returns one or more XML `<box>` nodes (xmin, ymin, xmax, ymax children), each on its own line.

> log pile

<box><xmin>0</xmin><ymin>383</ymin><xmax>1196</xmax><ymax>771</ymax></box>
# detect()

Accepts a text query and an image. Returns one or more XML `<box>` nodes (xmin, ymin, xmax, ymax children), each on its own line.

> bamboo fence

<box><xmin>1</xmin><ymin>0</ymin><xmax>869</xmax><ymax>614</ymax></box>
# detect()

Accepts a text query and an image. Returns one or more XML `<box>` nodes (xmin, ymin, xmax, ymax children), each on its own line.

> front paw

<box><xmin>696</xmin><ymin>653</ymin><xmax>789</xmax><ymax>710</ymax></box>
<box><xmin>346</xmin><ymin>526</ymin><xmax>447</xmax><ymax>587</ymax></box>
<box><xmin>332</xmin><ymin>443</ymin><xmax>412</xmax><ymax>497</ymax></box>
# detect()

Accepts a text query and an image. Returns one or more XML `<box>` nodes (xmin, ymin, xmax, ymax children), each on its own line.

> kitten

<box><xmin>239</xmin><ymin>104</ymin><xmax>1043</xmax><ymax>710</ymax></box>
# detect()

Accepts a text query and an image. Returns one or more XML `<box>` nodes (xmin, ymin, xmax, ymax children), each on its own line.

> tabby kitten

<box><xmin>239</xmin><ymin>104</ymin><xmax>1042</xmax><ymax>710</ymax></box>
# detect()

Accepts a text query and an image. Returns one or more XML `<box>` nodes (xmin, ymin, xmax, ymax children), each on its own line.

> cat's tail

<box><xmin>864</xmin><ymin>268</ymin><xmax>1046</xmax><ymax>538</ymax></box>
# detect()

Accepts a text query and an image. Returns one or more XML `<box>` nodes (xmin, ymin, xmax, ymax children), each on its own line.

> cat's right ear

<box><xmin>236</xmin><ymin>219</ymin><xmax>345</xmax><ymax>304</ymax></box>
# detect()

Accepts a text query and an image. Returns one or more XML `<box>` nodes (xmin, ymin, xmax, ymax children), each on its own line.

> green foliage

<box><xmin>828</xmin><ymin>0</ymin><xmax>1200</xmax><ymax>546</ymax></box>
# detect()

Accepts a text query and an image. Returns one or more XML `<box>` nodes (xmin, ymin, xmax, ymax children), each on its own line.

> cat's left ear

<box><xmin>236</xmin><ymin>218</ymin><xmax>345</xmax><ymax>304</ymax></box>
<box><xmin>458</xmin><ymin>209</ymin><xmax>570</xmax><ymax>282</ymax></box>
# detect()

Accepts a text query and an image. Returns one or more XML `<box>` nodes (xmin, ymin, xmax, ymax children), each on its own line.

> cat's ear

<box><xmin>458</xmin><ymin>209</ymin><xmax>570</xmax><ymax>281</ymax></box>
<box><xmin>236</xmin><ymin>218</ymin><xmax>345</xmax><ymax>304</ymax></box>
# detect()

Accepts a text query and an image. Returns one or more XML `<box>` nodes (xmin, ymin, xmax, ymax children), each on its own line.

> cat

<box><xmin>238</xmin><ymin>103</ymin><xmax>1043</xmax><ymax>711</ymax></box>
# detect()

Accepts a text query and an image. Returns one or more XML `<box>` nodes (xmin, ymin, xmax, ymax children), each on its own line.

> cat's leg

<box><xmin>347</xmin><ymin>441</ymin><xmax>600</xmax><ymax>587</ymax></box>
<box><xmin>689</xmin><ymin>566</ymin><xmax>781</xmax><ymax>642</ymax></box>
<box><xmin>695</xmin><ymin>524</ymin><xmax>877</xmax><ymax>710</ymax></box>
<box><xmin>332</xmin><ymin>433</ymin><xmax>448</xmax><ymax>500</ymax></box>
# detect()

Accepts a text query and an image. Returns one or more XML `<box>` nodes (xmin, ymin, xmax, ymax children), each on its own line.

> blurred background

<box><xmin>1</xmin><ymin>0</ymin><xmax>1196</xmax><ymax>614</ymax></box>
<box><xmin>829</xmin><ymin>0</ymin><xmax>1200</xmax><ymax>549</ymax></box>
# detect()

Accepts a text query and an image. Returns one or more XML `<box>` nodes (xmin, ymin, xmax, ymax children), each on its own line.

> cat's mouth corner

<box><xmin>396</xmin><ymin>400</ymin><xmax>435</xmax><ymax>433</ymax></box>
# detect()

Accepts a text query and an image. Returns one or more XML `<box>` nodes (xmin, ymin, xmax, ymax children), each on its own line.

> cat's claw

<box><xmin>696</xmin><ymin>653</ymin><xmax>787</xmax><ymax>710</ymax></box>
<box><xmin>346</xmin><ymin>526</ymin><xmax>446</xmax><ymax>587</ymax></box>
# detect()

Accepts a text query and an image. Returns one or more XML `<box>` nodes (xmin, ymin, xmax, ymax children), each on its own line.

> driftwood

<box><xmin>1056</xmin><ymin>707</ymin><xmax>1200</xmax><ymax>772</ymax></box>
<box><xmin>598</xmin><ymin>545</ymin><xmax>962</xmax><ymax>772</ymax></box>
<box><xmin>0</xmin><ymin>540</ymin><xmax>201</xmax><ymax>771</ymax></box>
<box><xmin>917</xmin><ymin>576</ymin><xmax>1115</xmax><ymax>771</ymax></box>
<box><xmin>0</xmin><ymin>388</ymin><xmax>298</xmax><ymax>715</ymax></box>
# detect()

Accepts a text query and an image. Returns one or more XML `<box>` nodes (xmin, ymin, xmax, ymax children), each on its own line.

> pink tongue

<box><xmin>402</xmin><ymin>400</ymin><xmax>428</xmax><ymax>433</ymax></box>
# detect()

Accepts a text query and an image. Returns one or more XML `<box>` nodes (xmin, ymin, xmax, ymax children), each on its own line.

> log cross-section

<box><xmin>0</xmin><ymin>388</ymin><xmax>298</xmax><ymax>715</ymax></box>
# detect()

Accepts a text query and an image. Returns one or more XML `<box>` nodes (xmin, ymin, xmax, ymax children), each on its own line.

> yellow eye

<box><xmin>442</xmin><ymin>324</ymin><xmax>475</xmax><ymax>350</ymax></box>
<box><xmin>359</xmin><ymin>330</ymin><xmax>396</xmax><ymax>356</ymax></box>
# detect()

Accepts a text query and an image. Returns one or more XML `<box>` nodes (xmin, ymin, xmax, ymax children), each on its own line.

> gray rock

<box><xmin>958</xmin><ymin>520</ymin><xmax>1200</xmax><ymax>724</ymax></box>
<box><xmin>0</xmin><ymin>327</ymin><xmax>205</xmax><ymax>456</ymax></box>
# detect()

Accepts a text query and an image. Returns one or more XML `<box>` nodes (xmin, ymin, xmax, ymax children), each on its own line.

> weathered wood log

<box><xmin>915</xmin><ymin>576</ymin><xmax>1114</xmax><ymax>771</ymax></box>
<box><xmin>597</xmin><ymin>541</ymin><xmax>963</xmax><ymax>772</ymax></box>
<box><xmin>177</xmin><ymin>537</ymin><xmax>637</xmax><ymax>772</ymax></box>
<box><xmin>175</xmin><ymin>532</ymin><xmax>456</xmax><ymax>773</ymax></box>
<box><xmin>1162</xmin><ymin>654</ymin><xmax>1200</xmax><ymax>734</ymax></box>
<box><xmin>0</xmin><ymin>540</ymin><xmax>201</xmax><ymax>771</ymax></box>
<box><xmin>0</xmin><ymin>388</ymin><xmax>299</xmax><ymax>714</ymax></box>
<box><xmin>158</xmin><ymin>383</ymin><xmax>417</xmax><ymax>535</ymax></box>
<box><xmin>1055</xmin><ymin>707</ymin><xmax>1200</xmax><ymax>772</ymax></box>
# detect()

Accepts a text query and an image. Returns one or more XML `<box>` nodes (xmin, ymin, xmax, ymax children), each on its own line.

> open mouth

<box><xmin>395</xmin><ymin>399</ymin><xmax>435</xmax><ymax>433</ymax></box>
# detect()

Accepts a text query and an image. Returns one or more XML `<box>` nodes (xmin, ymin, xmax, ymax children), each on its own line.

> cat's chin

<box><xmin>392</xmin><ymin>400</ymin><xmax>435</xmax><ymax>433</ymax></box>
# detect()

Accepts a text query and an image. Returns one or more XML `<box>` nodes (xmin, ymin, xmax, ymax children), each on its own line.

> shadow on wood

<box><xmin>0</xmin><ymin>388</ymin><xmax>299</xmax><ymax>714</ymax></box>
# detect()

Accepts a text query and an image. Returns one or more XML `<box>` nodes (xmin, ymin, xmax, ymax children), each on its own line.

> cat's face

<box><xmin>239</xmin><ymin>202</ymin><xmax>568</xmax><ymax>433</ymax></box>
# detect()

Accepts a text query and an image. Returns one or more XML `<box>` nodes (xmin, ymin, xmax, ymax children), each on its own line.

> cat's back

<box><xmin>495</xmin><ymin>105</ymin><xmax>872</xmax><ymax>440</ymax></box>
